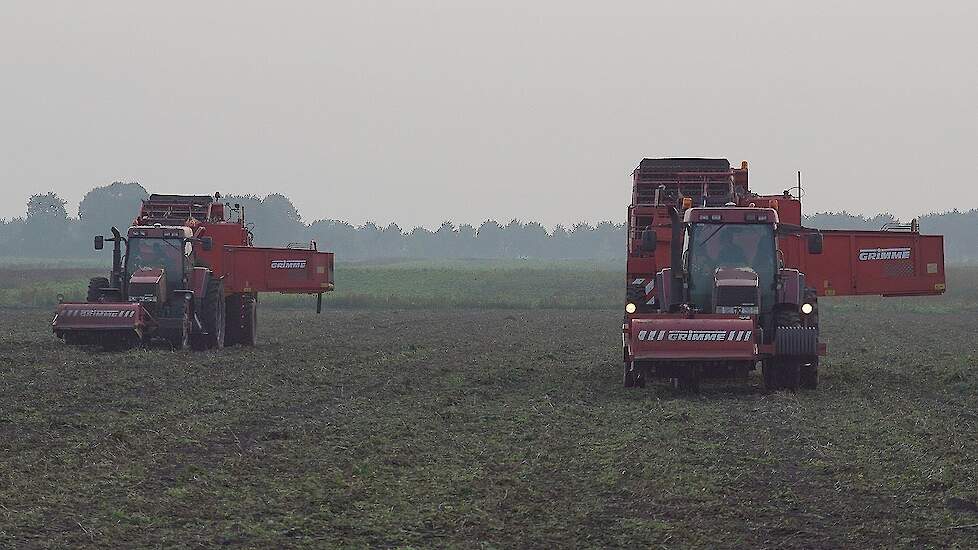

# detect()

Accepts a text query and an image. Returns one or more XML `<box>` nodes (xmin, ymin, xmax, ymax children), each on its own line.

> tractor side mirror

<box><xmin>201</xmin><ymin>237</ymin><xmax>213</xmax><ymax>251</ymax></box>
<box><xmin>808</xmin><ymin>232</ymin><xmax>823</xmax><ymax>255</ymax></box>
<box><xmin>94</xmin><ymin>235</ymin><xmax>104</xmax><ymax>250</ymax></box>
<box><xmin>639</xmin><ymin>229</ymin><xmax>656</xmax><ymax>254</ymax></box>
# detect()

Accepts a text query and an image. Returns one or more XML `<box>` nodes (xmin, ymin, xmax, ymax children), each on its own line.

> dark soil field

<box><xmin>2</xmin><ymin>266</ymin><xmax>978</xmax><ymax>548</ymax></box>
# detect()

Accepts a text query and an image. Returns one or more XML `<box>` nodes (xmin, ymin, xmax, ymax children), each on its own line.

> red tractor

<box><xmin>623</xmin><ymin>158</ymin><xmax>945</xmax><ymax>391</ymax></box>
<box><xmin>52</xmin><ymin>193</ymin><xmax>334</xmax><ymax>350</ymax></box>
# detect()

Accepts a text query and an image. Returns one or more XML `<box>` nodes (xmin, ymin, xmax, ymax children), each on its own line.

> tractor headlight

<box><xmin>625</xmin><ymin>303</ymin><xmax>637</xmax><ymax>314</ymax></box>
<box><xmin>801</xmin><ymin>303</ymin><xmax>814</xmax><ymax>315</ymax></box>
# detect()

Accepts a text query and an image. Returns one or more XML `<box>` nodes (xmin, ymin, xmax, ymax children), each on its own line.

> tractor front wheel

<box><xmin>87</xmin><ymin>277</ymin><xmax>110</xmax><ymax>303</ymax></box>
<box><xmin>764</xmin><ymin>357</ymin><xmax>800</xmax><ymax>392</ymax></box>
<box><xmin>170</xmin><ymin>302</ymin><xmax>191</xmax><ymax>350</ymax></box>
<box><xmin>800</xmin><ymin>359</ymin><xmax>819</xmax><ymax>389</ymax></box>
<box><xmin>192</xmin><ymin>278</ymin><xmax>226</xmax><ymax>351</ymax></box>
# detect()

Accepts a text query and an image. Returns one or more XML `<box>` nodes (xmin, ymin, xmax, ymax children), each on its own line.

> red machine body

<box><xmin>52</xmin><ymin>193</ymin><xmax>334</xmax><ymax>350</ymax></box>
<box><xmin>134</xmin><ymin>194</ymin><xmax>335</xmax><ymax>295</ymax></box>
<box><xmin>622</xmin><ymin>158</ymin><xmax>945</xmax><ymax>392</ymax></box>
<box><xmin>626</xmin><ymin>161</ymin><xmax>945</xmax><ymax>300</ymax></box>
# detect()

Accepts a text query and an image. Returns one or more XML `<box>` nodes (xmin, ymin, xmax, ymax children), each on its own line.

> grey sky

<box><xmin>2</xmin><ymin>1</ymin><xmax>975</xmax><ymax>229</ymax></box>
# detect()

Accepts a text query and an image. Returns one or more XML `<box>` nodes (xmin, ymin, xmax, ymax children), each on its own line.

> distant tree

<box><xmin>224</xmin><ymin>193</ymin><xmax>305</xmax><ymax>246</ymax></box>
<box><xmin>803</xmin><ymin>211</ymin><xmax>899</xmax><ymax>230</ymax></box>
<box><xmin>551</xmin><ymin>224</ymin><xmax>571</xmax><ymax>259</ymax></box>
<box><xmin>457</xmin><ymin>224</ymin><xmax>477</xmax><ymax>257</ymax></box>
<box><xmin>519</xmin><ymin>221</ymin><xmax>549</xmax><ymax>258</ymax></box>
<box><xmin>307</xmin><ymin>219</ymin><xmax>358</xmax><ymax>257</ymax></box>
<box><xmin>476</xmin><ymin>220</ymin><xmax>504</xmax><ymax>258</ymax></box>
<box><xmin>379</xmin><ymin>223</ymin><xmax>406</xmax><ymax>258</ymax></box>
<box><xmin>24</xmin><ymin>192</ymin><xmax>71</xmax><ymax>256</ymax></box>
<box><xmin>78</xmin><ymin>181</ymin><xmax>149</xmax><ymax>235</ymax></box>
<box><xmin>920</xmin><ymin>209</ymin><xmax>978</xmax><ymax>262</ymax></box>
<box><xmin>433</xmin><ymin>221</ymin><xmax>459</xmax><ymax>258</ymax></box>
<box><xmin>0</xmin><ymin>218</ymin><xmax>24</xmax><ymax>255</ymax></box>
<box><xmin>405</xmin><ymin>226</ymin><xmax>435</xmax><ymax>258</ymax></box>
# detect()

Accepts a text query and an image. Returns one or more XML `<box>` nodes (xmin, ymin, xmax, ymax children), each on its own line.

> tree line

<box><xmin>2</xmin><ymin>181</ymin><xmax>977</xmax><ymax>261</ymax></box>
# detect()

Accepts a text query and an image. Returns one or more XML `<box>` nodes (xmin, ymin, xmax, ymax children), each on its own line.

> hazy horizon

<box><xmin>2</xmin><ymin>1</ymin><xmax>975</xmax><ymax>228</ymax></box>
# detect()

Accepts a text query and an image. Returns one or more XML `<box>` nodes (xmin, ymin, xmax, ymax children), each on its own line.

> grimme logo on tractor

<box><xmin>858</xmin><ymin>247</ymin><xmax>911</xmax><ymax>261</ymax></box>
<box><xmin>63</xmin><ymin>309</ymin><xmax>136</xmax><ymax>318</ymax></box>
<box><xmin>638</xmin><ymin>329</ymin><xmax>753</xmax><ymax>342</ymax></box>
<box><xmin>271</xmin><ymin>259</ymin><xmax>307</xmax><ymax>269</ymax></box>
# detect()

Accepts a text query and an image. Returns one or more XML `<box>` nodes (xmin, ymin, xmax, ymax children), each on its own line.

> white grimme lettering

<box><xmin>271</xmin><ymin>259</ymin><xmax>307</xmax><ymax>269</ymax></box>
<box><xmin>637</xmin><ymin>329</ymin><xmax>752</xmax><ymax>342</ymax></box>
<box><xmin>858</xmin><ymin>248</ymin><xmax>911</xmax><ymax>261</ymax></box>
<box><xmin>66</xmin><ymin>309</ymin><xmax>135</xmax><ymax>318</ymax></box>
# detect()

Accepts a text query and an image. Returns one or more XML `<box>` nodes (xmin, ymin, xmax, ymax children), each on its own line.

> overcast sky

<box><xmin>1</xmin><ymin>1</ymin><xmax>975</xmax><ymax>229</ymax></box>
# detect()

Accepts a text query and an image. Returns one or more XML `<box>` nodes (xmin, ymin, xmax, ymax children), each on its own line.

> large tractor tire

<box><xmin>87</xmin><ymin>277</ymin><xmax>110</xmax><ymax>303</ymax></box>
<box><xmin>767</xmin><ymin>309</ymin><xmax>809</xmax><ymax>392</ymax></box>
<box><xmin>623</xmin><ymin>362</ymin><xmax>635</xmax><ymax>388</ymax></box>
<box><xmin>240</xmin><ymin>297</ymin><xmax>257</xmax><ymax>346</ymax></box>
<box><xmin>192</xmin><ymin>278</ymin><xmax>226</xmax><ymax>351</ymax></box>
<box><xmin>169</xmin><ymin>301</ymin><xmax>192</xmax><ymax>351</ymax></box>
<box><xmin>224</xmin><ymin>294</ymin><xmax>240</xmax><ymax>346</ymax></box>
<box><xmin>800</xmin><ymin>359</ymin><xmax>819</xmax><ymax>390</ymax></box>
<box><xmin>225</xmin><ymin>293</ymin><xmax>257</xmax><ymax>347</ymax></box>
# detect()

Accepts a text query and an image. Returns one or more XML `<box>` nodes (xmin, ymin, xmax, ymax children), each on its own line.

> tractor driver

<box><xmin>129</xmin><ymin>240</ymin><xmax>183</xmax><ymax>276</ymax></box>
<box><xmin>713</xmin><ymin>228</ymin><xmax>751</xmax><ymax>267</ymax></box>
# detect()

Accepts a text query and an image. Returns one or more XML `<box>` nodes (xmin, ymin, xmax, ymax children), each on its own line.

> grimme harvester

<box><xmin>52</xmin><ymin>193</ymin><xmax>334</xmax><ymax>350</ymax></box>
<box><xmin>623</xmin><ymin>158</ymin><xmax>945</xmax><ymax>392</ymax></box>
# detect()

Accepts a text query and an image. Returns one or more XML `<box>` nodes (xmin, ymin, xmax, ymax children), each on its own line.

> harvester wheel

<box><xmin>762</xmin><ymin>359</ymin><xmax>777</xmax><ymax>390</ymax></box>
<box><xmin>193</xmin><ymin>278</ymin><xmax>226</xmax><ymax>350</ymax></box>
<box><xmin>240</xmin><ymin>296</ymin><xmax>257</xmax><ymax>346</ymax></box>
<box><xmin>623</xmin><ymin>361</ymin><xmax>635</xmax><ymax>388</ymax></box>
<box><xmin>87</xmin><ymin>277</ymin><xmax>110</xmax><ymax>303</ymax></box>
<box><xmin>224</xmin><ymin>294</ymin><xmax>241</xmax><ymax>346</ymax></box>
<box><xmin>800</xmin><ymin>360</ymin><xmax>819</xmax><ymax>389</ymax></box>
<box><xmin>676</xmin><ymin>371</ymin><xmax>700</xmax><ymax>393</ymax></box>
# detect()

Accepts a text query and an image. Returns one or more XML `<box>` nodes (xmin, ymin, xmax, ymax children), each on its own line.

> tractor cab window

<box><xmin>126</xmin><ymin>237</ymin><xmax>188</xmax><ymax>288</ymax></box>
<box><xmin>686</xmin><ymin>223</ymin><xmax>776</xmax><ymax>312</ymax></box>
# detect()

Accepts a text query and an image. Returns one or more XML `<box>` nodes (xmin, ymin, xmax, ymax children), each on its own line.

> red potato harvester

<box><xmin>623</xmin><ymin>159</ymin><xmax>945</xmax><ymax>392</ymax></box>
<box><xmin>52</xmin><ymin>193</ymin><xmax>334</xmax><ymax>350</ymax></box>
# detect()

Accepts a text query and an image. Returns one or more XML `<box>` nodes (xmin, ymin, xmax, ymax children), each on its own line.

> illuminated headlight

<box><xmin>801</xmin><ymin>303</ymin><xmax>814</xmax><ymax>315</ymax></box>
<box><xmin>625</xmin><ymin>303</ymin><xmax>637</xmax><ymax>314</ymax></box>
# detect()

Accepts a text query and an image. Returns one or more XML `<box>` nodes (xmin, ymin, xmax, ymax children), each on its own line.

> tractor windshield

<box><xmin>126</xmin><ymin>238</ymin><xmax>187</xmax><ymax>288</ymax></box>
<box><xmin>687</xmin><ymin>223</ymin><xmax>776</xmax><ymax>312</ymax></box>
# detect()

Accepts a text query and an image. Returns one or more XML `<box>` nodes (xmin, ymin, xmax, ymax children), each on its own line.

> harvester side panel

<box><xmin>194</xmin><ymin>222</ymin><xmax>251</xmax><ymax>278</ymax></box>
<box><xmin>221</xmin><ymin>246</ymin><xmax>335</xmax><ymax>294</ymax></box>
<box><xmin>781</xmin><ymin>231</ymin><xmax>945</xmax><ymax>297</ymax></box>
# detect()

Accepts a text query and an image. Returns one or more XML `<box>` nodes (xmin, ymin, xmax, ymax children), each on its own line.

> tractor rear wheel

<box><xmin>192</xmin><ymin>278</ymin><xmax>225</xmax><ymax>350</ymax></box>
<box><xmin>87</xmin><ymin>277</ymin><xmax>110</xmax><ymax>303</ymax></box>
<box><xmin>623</xmin><ymin>361</ymin><xmax>635</xmax><ymax>388</ymax></box>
